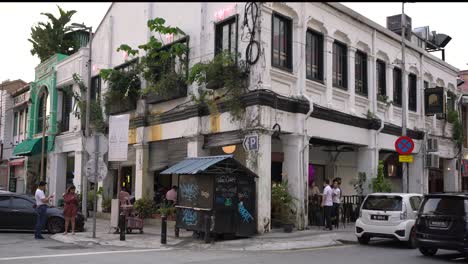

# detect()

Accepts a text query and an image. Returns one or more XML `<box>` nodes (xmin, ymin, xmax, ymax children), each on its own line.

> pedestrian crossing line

<box><xmin>271</xmin><ymin>244</ymin><xmax>355</xmax><ymax>253</ymax></box>
<box><xmin>0</xmin><ymin>248</ymin><xmax>169</xmax><ymax>261</ymax></box>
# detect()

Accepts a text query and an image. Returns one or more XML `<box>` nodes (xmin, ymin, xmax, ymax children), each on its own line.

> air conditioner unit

<box><xmin>386</xmin><ymin>14</ymin><xmax>412</xmax><ymax>40</ymax></box>
<box><xmin>427</xmin><ymin>138</ymin><xmax>439</xmax><ymax>152</ymax></box>
<box><xmin>426</xmin><ymin>154</ymin><xmax>440</xmax><ymax>168</ymax></box>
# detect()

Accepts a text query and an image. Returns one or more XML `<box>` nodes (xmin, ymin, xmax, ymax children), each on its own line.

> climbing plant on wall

<box><xmin>188</xmin><ymin>51</ymin><xmax>250</xmax><ymax>122</ymax></box>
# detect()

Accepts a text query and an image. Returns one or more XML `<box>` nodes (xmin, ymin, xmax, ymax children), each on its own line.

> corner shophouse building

<box><xmin>0</xmin><ymin>79</ymin><xmax>29</xmax><ymax>192</ymax></box>
<box><xmin>21</xmin><ymin>2</ymin><xmax>461</xmax><ymax>233</ymax></box>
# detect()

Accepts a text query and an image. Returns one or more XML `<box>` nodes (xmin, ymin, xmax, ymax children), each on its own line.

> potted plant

<box><xmin>134</xmin><ymin>198</ymin><xmax>156</xmax><ymax>219</ymax></box>
<box><xmin>271</xmin><ymin>181</ymin><xmax>296</xmax><ymax>233</ymax></box>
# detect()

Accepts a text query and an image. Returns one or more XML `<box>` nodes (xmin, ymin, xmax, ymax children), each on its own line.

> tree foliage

<box><xmin>29</xmin><ymin>5</ymin><xmax>78</xmax><ymax>62</ymax></box>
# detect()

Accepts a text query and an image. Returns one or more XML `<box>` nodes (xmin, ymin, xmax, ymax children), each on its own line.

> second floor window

<box><xmin>332</xmin><ymin>41</ymin><xmax>347</xmax><ymax>89</ymax></box>
<box><xmin>393</xmin><ymin>67</ymin><xmax>402</xmax><ymax>106</ymax></box>
<box><xmin>61</xmin><ymin>89</ymin><xmax>73</xmax><ymax>132</ymax></box>
<box><xmin>90</xmin><ymin>76</ymin><xmax>101</xmax><ymax>101</ymax></box>
<box><xmin>306</xmin><ymin>29</ymin><xmax>323</xmax><ymax>82</ymax></box>
<box><xmin>37</xmin><ymin>93</ymin><xmax>47</xmax><ymax>134</ymax></box>
<box><xmin>215</xmin><ymin>16</ymin><xmax>237</xmax><ymax>55</ymax></box>
<box><xmin>408</xmin><ymin>73</ymin><xmax>417</xmax><ymax>112</ymax></box>
<box><xmin>272</xmin><ymin>13</ymin><xmax>292</xmax><ymax>70</ymax></box>
<box><xmin>376</xmin><ymin>60</ymin><xmax>386</xmax><ymax>96</ymax></box>
<box><xmin>13</xmin><ymin>112</ymin><xmax>18</xmax><ymax>137</ymax></box>
<box><xmin>447</xmin><ymin>91</ymin><xmax>456</xmax><ymax>112</ymax></box>
<box><xmin>355</xmin><ymin>50</ymin><xmax>368</xmax><ymax>96</ymax></box>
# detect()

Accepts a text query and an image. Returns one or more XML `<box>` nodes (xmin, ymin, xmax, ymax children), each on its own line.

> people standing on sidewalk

<box><xmin>321</xmin><ymin>179</ymin><xmax>333</xmax><ymax>231</ymax></box>
<box><xmin>332</xmin><ymin>178</ymin><xmax>342</xmax><ymax>228</ymax></box>
<box><xmin>34</xmin><ymin>181</ymin><xmax>54</xmax><ymax>239</ymax></box>
<box><xmin>62</xmin><ymin>185</ymin><xmax>78</xmax><ymax>235</ymax></box>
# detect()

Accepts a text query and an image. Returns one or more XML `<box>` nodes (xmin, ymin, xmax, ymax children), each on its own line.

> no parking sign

<box><xmin>395</xmin><ymin>136</ymin><xmax>414</xmax><ymax>163</ymax></box>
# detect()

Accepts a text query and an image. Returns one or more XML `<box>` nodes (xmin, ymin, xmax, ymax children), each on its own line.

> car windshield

<box><xmin>362</xmin><ymin>195</ymin><xmax>402</xmax><ymax>211</ymax></box>
<box><xmin>421</xmin><ymin>197</ymin><xmax>466</xmax><ymax>216</ymax></box>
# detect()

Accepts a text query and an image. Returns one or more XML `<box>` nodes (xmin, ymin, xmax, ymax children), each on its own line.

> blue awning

<box><xmin>160</xmin><ymin>155</ymin><xmax>233</xmax><ymax>175</ymax></box>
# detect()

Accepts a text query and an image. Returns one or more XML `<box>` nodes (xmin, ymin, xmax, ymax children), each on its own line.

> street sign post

<box><xmin>395</xmin><ymin>136</ymin><xmax>414</xmax><ymax>155</ymax></box>
<box><xmin>86</xmin><ymin>134</ymin><xmax>108</xmax><ymax>156</ymax></box>
<box><xmin>243</xmin><ymin>134</ymin><xmax>259</xmax><ymax>152</ymax></box>
<box><xmin>85</xmin><ymin>157</ymin><xmax>108</xmax><ymax>183</ymax></box>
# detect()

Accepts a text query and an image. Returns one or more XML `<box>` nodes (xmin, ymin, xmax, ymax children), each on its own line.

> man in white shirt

<box><xmin>34</xmin><ymin>181</ymin><xmax>54</xmax><ymax>239</ymax></box>
<box><xmin>332</xmin><ymin>178</ymin><xmax>342</xmax><ymax>228</ymax></box>
<box><xmin>321</xmin><ymin>179</ymin><xmax>333</xmax><ymax>230</ymax></box>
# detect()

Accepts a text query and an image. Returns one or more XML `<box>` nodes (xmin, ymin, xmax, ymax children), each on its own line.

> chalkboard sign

<box><xmin>214</xmin><ymin>174</ymin><xmax>237</xmax><ymax>208</ymax></box>
<box><xmin>236</xmin><ymin>177</ymin><xmax>256</xmax><ymax>236</ymax></box>
<box><xmin>178</xmin><ymin>174</ymin><xmax>213</xmax><ymax>208</ymax></box>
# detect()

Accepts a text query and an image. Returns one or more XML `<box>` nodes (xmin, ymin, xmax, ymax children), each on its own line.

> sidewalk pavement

<box><xmin>51</xmin><ymin>217</ymin><xmax>357</xmax><ymax>251</ymax></box>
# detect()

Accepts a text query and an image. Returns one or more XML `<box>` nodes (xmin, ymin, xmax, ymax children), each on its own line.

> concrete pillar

<box><xmin>408</xmin><ymin>153</ymin><xmax>424</xmax><ymax>193</ymax></box>
<box><xmin>48</xmin><ymin>153</ymin><xmax>66</xmax><ymax>205</ymax></box>
<box><xmin>325</xmin><ymin>35</ymin><xmax>334</xmax><ymax>108</ymax></box>
<box><xmin>282</xmin><ymin>134</ymin><xmax>308</xmax><ymax>230</ymax></box>
<box><xmin>444</xmin><ymin>159</ymin><xmax>458</xmax><ymax>192</ymax></box>
<box><xmin>73</xmin><ymin>151</ymin><xmax>84</xmax><ymax>193</ymax></box>
<box><xmin>134</xmin><ymin>143</ymin><xmax>152</xmax><ymax>200</ymax></box>
<box><xmin>187</xmin><ymin>135</ymin><xmax>208</xmax><ymax>157</ymax></box>
<box><xmin>245</xmin><ymin>132</ymin><xmax>271</xmax><ymax>234</ymax></box>
<box><xmin>357</xmin><ymin>147</ymin><xmax>376</xmax><ymax>194</ymax></box>
<box><xmin>348</xmin><ymin>47</ymin><xmax>356</xmax><ymax>114</ymax></box>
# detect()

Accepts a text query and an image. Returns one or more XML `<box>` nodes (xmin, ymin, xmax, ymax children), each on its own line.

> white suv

<box><xmin>355</xmin><ymin>193</ymin><xmax>423</xmax><ymax>248</ymax></box>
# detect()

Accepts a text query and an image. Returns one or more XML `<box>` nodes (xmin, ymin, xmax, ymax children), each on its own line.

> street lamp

<box><xmin>70</xmin><ymin>22</ymin><xmax>95</xmax><ymax>236</ymax></box>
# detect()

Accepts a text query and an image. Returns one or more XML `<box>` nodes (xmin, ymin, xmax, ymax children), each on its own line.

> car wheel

<box><xmin>406</xmin><ymin>227</ymin><xmax>417</xmax><ymax>249</ymax></box>
<box><xmin>358</xmin><ymin>236</ymin><xmax>370</xmax><ymax>245</ymax></box>
<box><xmin>419</xmin><ymin>247</ymin><xmax>437</xmax><ymax>256</ymax></box>
<box><xmin>47</xmin><ymin>217</ymin><xmax>64</xmax><ymax>234</ymax></box>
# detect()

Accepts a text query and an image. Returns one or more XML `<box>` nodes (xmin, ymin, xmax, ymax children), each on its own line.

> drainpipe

<box><xmin>298</xmin><ymin>2</ymin><xmax>313</xmax><ymax>229</ymax></box>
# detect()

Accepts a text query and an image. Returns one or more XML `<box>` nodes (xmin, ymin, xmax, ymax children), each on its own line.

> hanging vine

<box><xmin>188</xmin><ymin>51</ymin><xmax>250</xmax><ymax>122</ymax></box>
<box><xmin>66</xmin><ymin>73</ymin><xmax>106</xmax><ymax>133</ymax></box>
<box><xmin>98</xmin><ymin>17</ymin><xmax>188</xmax><ymax>116</ymax></box>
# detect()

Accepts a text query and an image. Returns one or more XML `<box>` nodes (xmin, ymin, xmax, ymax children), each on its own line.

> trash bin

<box><xmin>160</xmin><ymin>155</ymin><xmax>258</xmax><ymax>237</ymax></box>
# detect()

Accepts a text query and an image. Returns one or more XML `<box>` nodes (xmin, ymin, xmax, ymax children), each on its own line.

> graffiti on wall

<box><xmin>182</xmin><ymin>209</ymin><xmax>198</xmax><ymax>226</ymax></box>
<box><xmin>238</xmin><ymin>201</ymin><xmax>254</xmax><ymax>223</ymax></box>
<box><xmin>180</xmin><ymin>183</ymin><xmax>199</xmax><ymax>202</ymax></box>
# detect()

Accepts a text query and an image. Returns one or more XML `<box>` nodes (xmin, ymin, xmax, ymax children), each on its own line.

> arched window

<box><xmin>37</xmin><ymin>92</ymin><xmax>48</xmax><ymax>134</ymax></box>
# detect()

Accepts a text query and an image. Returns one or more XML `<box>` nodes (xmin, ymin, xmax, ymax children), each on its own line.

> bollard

<box><xmin>175</xmin><ymin>226</ymin><xmax>180</xmax><ymax>238</ymax></box>
<box><xmin>204</xmin><ymin>215</ymin><xmax>211</xmax><ymax>244</ymax></box>
<box><xmin>119</xmin><ymin>212</ymin><xmax>126</xmax><ymax>241</ymax></box>
<box><xmin>161</xmin><ymin>214</ymin><xmax>167</xmax><ymax>244</ymax></box>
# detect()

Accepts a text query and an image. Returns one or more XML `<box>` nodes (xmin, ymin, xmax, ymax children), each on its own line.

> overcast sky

<box><xmin>0</xmin><ymin>2</ymin><xmax>466</xmax><ymax>83</ymax></box>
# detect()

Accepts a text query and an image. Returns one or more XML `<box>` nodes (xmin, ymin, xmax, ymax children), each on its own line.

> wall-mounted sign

<box><xmin>214</xmin><ymin>6</ymin><xmax>235</xmax><ymax>21</ymax></box>
<box><xmin>399</xmin><ymin>155</ymin><xmax>413</xmax><ymax>163</ymax></box>
<box><xmin>13</xmin><ymin>92</ymin><xmax>30</xmax><ymax>107</ymax></box>
<box><xmin>425</xmin><ymin>86</ymin><xmax>445</xmax><ymax>116</ymax></box>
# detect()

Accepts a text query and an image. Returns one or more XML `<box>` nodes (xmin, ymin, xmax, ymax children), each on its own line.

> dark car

<box><xmin>415</xmin><ymin>193</ymin><xmax>468</xmax><ymax>257</ymax></box>
<box><xmin>0</xmin><ymin>191</ymin><xmax>85</xmax><ymax>234</ymax></box>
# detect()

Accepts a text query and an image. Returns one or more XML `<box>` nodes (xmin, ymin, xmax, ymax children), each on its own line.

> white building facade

<box><xmin>49</xmin><ymin>2</ymin><xmax>461</xmax><ymax>233</ymax></box>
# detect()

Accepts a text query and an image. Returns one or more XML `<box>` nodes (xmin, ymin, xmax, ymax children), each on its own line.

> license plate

<box><xmin>371</xmin><ymin>215</ymin><xmax>388</xmax><ymax>221</ymax></box>
<box><xmin>429</xmin><ymin>221</ymin><xmax>448</xmax><ymax>228</ymax></box>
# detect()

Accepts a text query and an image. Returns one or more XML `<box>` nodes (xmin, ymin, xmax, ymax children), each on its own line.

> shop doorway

<box><xmin>66</xmin><ymin>155</ymin><xmax>75</xmax><ymax>188</ymax></box>
<box><xmin>271</xmin><ymin>162</ymin><xmax>283</xmax><ymax>184</ymax></box>
<box><xmin>429</xmin><ymin>168</ymin><xmax>444</xmax><ymax>193</ymax></box>
<box><xmin>120</xmin><ymin>166</ymin><xmax>133</xmax><ymax>195</ymax></box>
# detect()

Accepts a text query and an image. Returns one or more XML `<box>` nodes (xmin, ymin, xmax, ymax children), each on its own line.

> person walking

<box><xmin>165</xmin><ymin>186</ymin><xmax>178</xmax><ymax>205</ymax></box>
<box><xmin>34</xmin><ymin>181</ymin><xmax>54</xmax><ymax>239</ymax></box>
<box><xmin>321</xmin><ymin>179</ymin><xmax>333</xmax><ymax>231</ymax></box>
<box><xmin>332</xmin><ymin>179</ymin><xmax>342</xmax><ymax>228</ymax></box>
<box><xmin>62</xmin><ymin>185</ymin><xmax>78</xmax><ymax>235</ymax></box>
